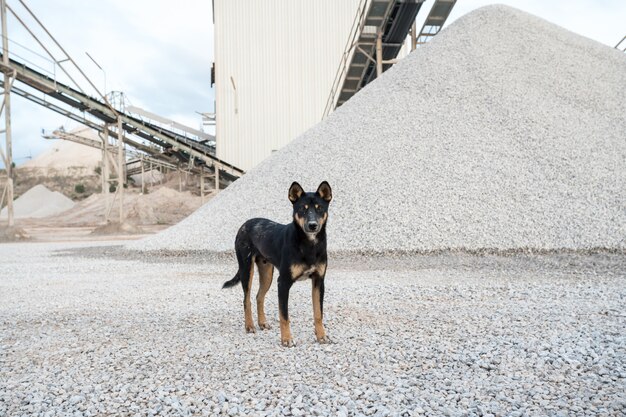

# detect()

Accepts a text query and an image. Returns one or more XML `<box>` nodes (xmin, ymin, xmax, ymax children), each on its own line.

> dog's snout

<box><xmin>308</xmin><ymin>222</ymin><xmax>318</xmax><ymax>231</ymax></box>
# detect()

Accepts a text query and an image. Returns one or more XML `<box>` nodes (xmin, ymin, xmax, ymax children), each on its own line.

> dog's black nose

<box><xmin>308</xmin><ymin>222</ymin><xmax>318</xmax><ymax>231</ymax></box>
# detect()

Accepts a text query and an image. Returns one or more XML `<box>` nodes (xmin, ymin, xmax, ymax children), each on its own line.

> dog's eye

<box><xmin>304</xmin><ymin>205</ymin><xmax>308</xmax><ymax>209</ymax></box>
<box><xmin>315</xmin><ymin>204</ymin><xmax>320</xmax><ymax>209</ymax></box>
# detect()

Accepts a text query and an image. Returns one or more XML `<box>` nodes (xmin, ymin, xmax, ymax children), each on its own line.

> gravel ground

<box><xmin>2</xmin><ymin>240</ymin><xmax>625</xmax><ymax>416</ymax></box>
<box><xmin>131</xmin><ymin>5</ymin><xmax>626</xmax><ymax>254</ymax></box>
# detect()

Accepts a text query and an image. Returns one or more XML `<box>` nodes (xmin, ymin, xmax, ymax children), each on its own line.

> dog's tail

<box><xmin>222</xmin><ymin>273</ymin><xmax>240</xmax><ymax>289</ymax></box>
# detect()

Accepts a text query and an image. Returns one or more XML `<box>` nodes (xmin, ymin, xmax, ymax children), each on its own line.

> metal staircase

<box><xmin>324</xmin><ymin>0</ymin><xmax>456</xmax><ymax>118</ymax></box>
<box><xmin>415</xmin><ymin>0</ymin><xmax>457</xmax><ymax>45</ymax></box>
<box><xmin>324</xmin><ymin>0</ymin><xmax>424</xmax><ymax>116</ymax></box>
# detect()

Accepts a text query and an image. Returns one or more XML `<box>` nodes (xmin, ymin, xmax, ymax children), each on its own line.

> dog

<box><xmin>222</xmin><ymin>181</ymin><xmax>332</xmax><ymax>347</ymax></box>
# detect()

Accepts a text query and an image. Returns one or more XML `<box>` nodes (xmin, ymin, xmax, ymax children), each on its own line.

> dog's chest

<box><xmin>290</xmin><ymin>262</ymin><xmax>325</xmax><ymax>281</ymax></box>
<box><xmin>296</xmin><ymin>266</ymin><xmax>316</xmax><ymax>281</ymax></box>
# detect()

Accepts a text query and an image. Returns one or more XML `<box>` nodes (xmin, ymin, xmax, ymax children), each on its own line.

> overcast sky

<box><xmin>1</xmin><ymin>0</ymin><xmax>624</xmax><ymax>167</ymax></box>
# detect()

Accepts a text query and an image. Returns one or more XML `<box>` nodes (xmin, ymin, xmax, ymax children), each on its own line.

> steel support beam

<box><xmin>376</xmin><ymin>30</ymin><xmax>383</xmax><ymax>77</ymax></box>
<box><xmin>1</xmin><ymin>0</ymin><xmax>13</xmax><ymax>227</ymax></box>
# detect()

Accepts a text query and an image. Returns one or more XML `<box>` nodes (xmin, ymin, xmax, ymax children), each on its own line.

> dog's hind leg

<box><xmin>255</xmin><ymin>258</ymin><xmax>274</xmax><ymax>330</ymax></box>
<box><xmin>238</xmin><ymin>251</ymin><xmax>256</xmax><ymax>333</ymax></box>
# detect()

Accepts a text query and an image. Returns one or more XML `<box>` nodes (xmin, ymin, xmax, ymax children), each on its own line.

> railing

<box><xmin>322</xmin><ymin>0</ymin><xmax>369</xmax><ymax>119</ymax></box>
<box><xmin>615</xmin><ymin>35</ymin><xmax>626</xmax><ymax>52</ymax></box>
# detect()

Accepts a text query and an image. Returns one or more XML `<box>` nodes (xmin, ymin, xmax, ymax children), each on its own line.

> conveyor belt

<box><xmin>415</xmin><ymin>0</ymin><xmax>456</xmax><ymax>45</ymax></box>
<box><xmin>0</xmin><ymin>54</ymin><xmax>244</xmax><ymax>181</ymax></box>
<box><xmin>332</xmin><ymin>0</ymin><xmax>424</xmax><ymax>109</ymax></box>
<box><xmin>325</xmin><ymin>0</ymin><xmax>456</xmax><ymax>117</ymax></box>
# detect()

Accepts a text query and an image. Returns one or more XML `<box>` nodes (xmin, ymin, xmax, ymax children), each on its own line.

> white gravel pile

<box><xmin>132</xmin><ymin>5</ymin><xmax>626</xmax><ymax>254</ymax></box>
<box><xmin>20</xmin><ymin>128</ymin><xmax>102</xmax><ymax>173</ymax></box>
<box><xmin>0</xmin><ymin>184</ymin><xmax>75</xmax><ymax>219</ymax></box>
<box><xmin>1</xmin><ymin>242</ymin><xmax>625</xmax><ymax>416</ymax></box>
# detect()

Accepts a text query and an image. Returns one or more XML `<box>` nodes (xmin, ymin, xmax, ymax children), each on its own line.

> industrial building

<box><xmin>212</xmin><ymin>0</ymin><xmax>456</xmax><ymax>171</ymax></box>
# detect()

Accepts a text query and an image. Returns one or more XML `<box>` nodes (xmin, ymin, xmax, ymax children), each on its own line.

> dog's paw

<box><xmin>317</xmin><ymin>335</ymin><xmax>332</xmax><ymax>344</ymax></box>
<box><xmin>258</xmin><ymin>322</ymin><xmax>271</xmax><ymax>330</ymax></box>
<box><xmin>281</xmin><ymin>338</ymin><xmax>296</xmax><ymax>348</ymax></box>
<box><xmin>245</xmin><ymin>325</ymin><xmax>256</xmax><ymax>334</ymax></box>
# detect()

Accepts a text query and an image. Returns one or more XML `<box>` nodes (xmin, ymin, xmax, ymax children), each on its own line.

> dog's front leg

<box><xmin>312</xmin><ymin>276</ymin><xmax>330</xmax><ymax>343</ymax></box>
<box><xmin>278</xmin><ymin>276</ymin><xmax>295</xmax><ymax>347</ymax></box>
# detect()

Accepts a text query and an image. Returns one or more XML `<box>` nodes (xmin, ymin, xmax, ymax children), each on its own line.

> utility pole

<box><xmin>1</xmin><ymin>0</ymin><xmax>14</xmax><ymax>227</ymax></box>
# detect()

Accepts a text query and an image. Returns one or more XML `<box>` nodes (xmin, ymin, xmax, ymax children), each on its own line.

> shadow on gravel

<box><xmin>55</xmin><ymin>245</ymin><xmax>626</xmax><ymax>276</ymax></box>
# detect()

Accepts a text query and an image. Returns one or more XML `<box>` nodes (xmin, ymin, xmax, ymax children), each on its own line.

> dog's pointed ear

<box><xmin>316</xmin><ymin>181</ymin><xmax>332</xmax><ymax>202</ymax></box>
<box><xmin>288</xmin><ymin>181</ymin><xmax>304</xmax><ymax>204</ymax></box>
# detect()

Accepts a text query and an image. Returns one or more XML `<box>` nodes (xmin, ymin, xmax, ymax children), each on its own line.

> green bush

<box><xmin>74</xmin><ymin>184</ymin><xmax>85</xmax><ymax>194</ymax></box>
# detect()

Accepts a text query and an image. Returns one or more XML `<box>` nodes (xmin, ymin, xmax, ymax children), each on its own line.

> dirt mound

<box><xmin>125</xmin><ymin>187</ymin><xmax>203</xmax><ymax>225</ymax></box>
<box><xmin>90</xmin><ymin>222</ymin><xmax>143</xmax><ymax>235</ymax></box>
<box><xmin>0</xmin><ymin>226</ymin><xmax>30</xmax><ymax>242</ymax></box>
<box><xmin>27</xmin><ymin>187</ymin><xmax>204</xmax><ymax>227</ymax></box>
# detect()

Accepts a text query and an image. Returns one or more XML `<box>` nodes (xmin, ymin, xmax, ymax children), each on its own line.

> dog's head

<box><xmin>288</xmin><ymin>181</ymin><xmax>332</xmax><ymax>238</ymax></box>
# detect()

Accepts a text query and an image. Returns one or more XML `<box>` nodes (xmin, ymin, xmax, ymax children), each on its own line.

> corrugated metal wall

<box><xmin>214</xmin><ymin>0</ymin><xmax>362</xmax><ymax>171</ymax></box>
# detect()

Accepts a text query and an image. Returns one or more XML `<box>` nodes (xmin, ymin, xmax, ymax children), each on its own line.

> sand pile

<box><xmin>0</xmin><ymin>184</ymin><xmax>75</xmax><ymax>219</ymax></box>
<box><xmin>20</xmin><ymin>128</ymin><xmax>102</xmax><ymax>175</ymax></box>
<box><xmin>132</xmin><ymin>5</ymin><xmax>626</xmax><ymax>254</ymax></box>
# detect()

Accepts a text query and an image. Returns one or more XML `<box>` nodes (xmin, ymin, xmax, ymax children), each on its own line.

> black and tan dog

<box><xmin>222</xmin><ymin>181</ymin><xmax>332</xmax><ymax>347</ymax></box>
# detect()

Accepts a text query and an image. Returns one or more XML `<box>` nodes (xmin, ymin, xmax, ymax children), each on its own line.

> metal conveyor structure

<box><xmin>0</xmin><ymin>55</ymin><xmax>244</xmax><ymax>182</ymax></box>
<box><xmin>414</xmin><ymin>0</ymin><xmax>456</xmax><ymax>45</ymax></box>
<box><xmin>324</xmin><ymin>0</ymin><xmax>457</xmax><ymax>117</ymax></box>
